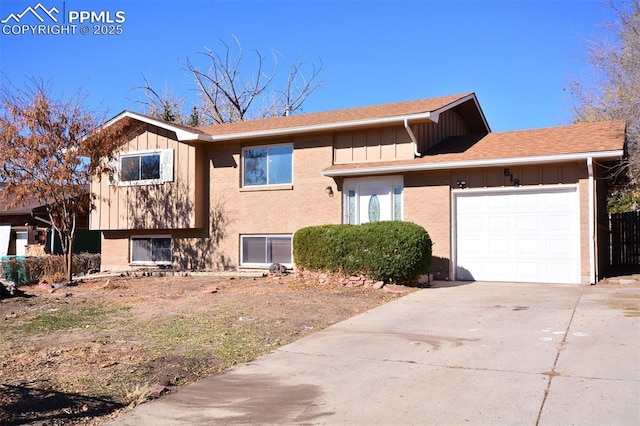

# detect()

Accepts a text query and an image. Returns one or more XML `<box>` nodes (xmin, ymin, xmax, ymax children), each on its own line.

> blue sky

<box><xmin>0</xmin><ymin>0</ymin><xmax>616</xmax><ymax>132</ymax></box>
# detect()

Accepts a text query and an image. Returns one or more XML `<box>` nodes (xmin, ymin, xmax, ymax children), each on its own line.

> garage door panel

<box><xmin>461</xmin><ymin>239</ymin><xmax>484</xmax><ymax>255</ymax></box>
<box><xmin>461</xmin><ymin>196</ymin><xmax>486</xmax><ymax>211</ymax></box>
<box><xmin>515</xmin><ymin>195</ymin><xmax>539</xmax><ymax>210</ymax></box>
<box><xmin>516</xmin><ymin>215</ymin><xmax>540</xmax><ymax>232</ymax></box>
<box><xmin>545</xmin><ymin>239</ymin><xmax>574</xmax><ymax>256</ymax></box>
<box><xmin>488</xmin><ymin>239</ymin><xmax>510</xmax><ymax>255</ymax></box>
<box><xmin>488</xmin><ymin>261</ymin><xmax>512</xmax><ymax>277</ymax></box>
<box><xmin>546</xmin><ymin>214</ymin><xmax>573</xmax><ymax>231</ymax></box>
<box><xmin>546</xmin><ymin>262</ymin><xmax>578</xmax><ymax>282</ymax></box>
<box><xmin>455</xmin><ymin>188</ymin><xmax>580</xmax><ymax>284</ymax></box>
<box><xmin>487</xmin><ymin>196</ymin><xmax>510</xmax><ymax>210</ymax></box>
<box><xmin>488</xmin><ymin>216</ymin><xmax>510</xmax><ymax>232</ymax></box>
<box><xmin>515</xmin><ymin>262</ymin><xmax>541</xmax><ymax>279</ymax></box>
<box><xmin>515</xmin><ymin>239</ymin><xmax>539</xmax><ymax>255</ymax></box>
<box><xmin>545</xmin><ymin>194</ymin><xmax>575</xmax><ymax>209</ymax></box>
<box><xmin>459</xmin><ymin>216</ymin><xmax>484</xmax><ymax>232</ymax></box>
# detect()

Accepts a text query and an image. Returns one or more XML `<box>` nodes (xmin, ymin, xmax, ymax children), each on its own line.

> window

<box><xmin>243</xmin><ymin>144</ymin><xmax>293</xmax><ymax>186</ymax></box>
<box><xmin>116</xmin><ymin>149</ymin><xmax>173</xmax><ymax>186</ymax></box>
<box><xmin>131</xmin><ymin>236</ymin><xmax>172</xmax><ymax>264</ymax></box>
<box><xmin>393</xmin><ymin>186</ymin><xmax>403</xmax><ymax>220</ymax></box>
<box><xmin>347</xmin><ymin>190</ymin><xmax>356</xmax><ymax>224</ymax></box>
<box><xmin>241</xmin><ymin>235</ymin><xmax>292</xmax><ymax>266</ymax></box>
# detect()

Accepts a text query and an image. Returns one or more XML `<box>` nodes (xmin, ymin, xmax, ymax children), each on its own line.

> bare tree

<box><xmin>571</xmin><ymin>0</ymin><xmax>640</xmax><ymax>211</ymax></box>
<box><xmin>134</xmin><ymin>75</ymin><xmax>186</xmax><ymax>123</ymax></box>
<box><xmin>0</xmin><ymin>78</ymin><xmax>135</xmax><ymax>281</ymax></box>
<box><xmin>137</xmin><ymin>36</ymin><xmax>322</xmax><ymax>125</ymax></box>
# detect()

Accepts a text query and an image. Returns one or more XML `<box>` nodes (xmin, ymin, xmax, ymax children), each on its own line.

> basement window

<box><xmin>130</xmin><ymin>236</ymin><xmax>172</xmax><ymax>265</ymax></box>
<box><xmin>241</xmin><ymin>235</ymin><xmax>292</xmax><ymax>266</ymax></box>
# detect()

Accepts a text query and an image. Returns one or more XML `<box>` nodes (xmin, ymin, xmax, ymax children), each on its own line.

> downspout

<box><xmin>404</xmin><ymin>118</ymin><xmax>421</xmax><ymax>157</ymax></box>
<box><xmin>587</xmin><ymin>157</ymin><xmax>596</xmax><ymax>284</ymax></box>
<box><xmin>405</xmin><ymin>113</ymin><xmax>439</xmax><ymax>157</ymax></box>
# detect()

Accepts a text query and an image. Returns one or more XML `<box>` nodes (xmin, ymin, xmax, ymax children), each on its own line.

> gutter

<box><xmin>207</xmin><ymin>112</ymin><xmax>437</xmax><ymax>142</ymax></box>
<box><xmin>204</xmin><ymin>93</ymin><xmax>483</xmax><ymax>142</ymax></box>
<box><xmin>32</xmin><ymin>214</ymin><xmax>52</xmax><ymax>226</ymax></box>
<box><xmin>587</xmin><ymin>157</ymin><xmax>596</xmax><ymax>284</ymax></box>
<box><xmin>321</xmin><ymin>150</ymin><xmax>624</xmax><ymax>177</ymax></box>
<box><xmin>108</xmin><ymin>94</ymin><xmax>485</xmax><ymax>145</ymax></box>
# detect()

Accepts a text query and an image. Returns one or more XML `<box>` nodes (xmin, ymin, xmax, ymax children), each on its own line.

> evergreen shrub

<box><xmin>293</xmin><ymin>221</ymin><xmax>432</xmax><ymax>283</ymax></box>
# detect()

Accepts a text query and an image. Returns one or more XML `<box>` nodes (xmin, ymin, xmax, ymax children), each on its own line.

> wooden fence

<box><xmin>609</xmin><ymin>210</ymin><xmax>640</xmax><ymax>268</ymax></box>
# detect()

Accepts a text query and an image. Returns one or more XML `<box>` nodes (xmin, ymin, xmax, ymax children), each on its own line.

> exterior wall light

<box><xmin>456</xmin><ymin>180</ymin><xmax>467</xmax><ymax>189</ymax></box>
<box><xmin>325</xmin><ymin>186</ymin><xmax>334</xmax><ymax>197</ymax></box>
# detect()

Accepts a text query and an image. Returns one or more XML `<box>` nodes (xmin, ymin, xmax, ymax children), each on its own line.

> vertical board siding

<box><xmin>457</xmin><ymin>164</ymin><xmax>582</xmax><ymax>189</ymax></box>
<box><xmin>333</xmin><ymin>124</ymin><xmax>415</xmax><ymax>163</ymax></box>
<box><xmin>415</xmin><ymin>110</ymin><xmax>469</xmax><ymax>153</ymax></box>
<box><xmin>89</xmin><ymin>124</ymin><xmax>197</xmax><ymax>231</ymax></box>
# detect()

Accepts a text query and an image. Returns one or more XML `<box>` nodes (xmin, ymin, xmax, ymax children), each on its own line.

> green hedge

<box><xmin>1</xmin><ymin>253</ymin><xmax>101</xmax><ymax>285</ymax></box>
<box><xmin>293</xmin><ymin>221</ymin><xmax>432</xmax><ymax>283</ymax></box>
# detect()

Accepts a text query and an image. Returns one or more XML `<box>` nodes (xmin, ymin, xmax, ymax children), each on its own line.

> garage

<box><xmin>454</xmin><ymin>186</ymin><xmax>581</xmax><ymax>284</ymax></box>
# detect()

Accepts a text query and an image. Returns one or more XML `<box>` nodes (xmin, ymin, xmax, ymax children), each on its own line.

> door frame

<box><xmin>342</xmin><ymin>176</ymin><xmax>404</xmax><ymax>224</ymax></box>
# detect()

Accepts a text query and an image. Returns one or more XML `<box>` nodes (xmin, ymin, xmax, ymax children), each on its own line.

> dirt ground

<box><xmin>0</xmin><ymin>272</ymin><xmax>413</xmax><ymax>425</ymax></box>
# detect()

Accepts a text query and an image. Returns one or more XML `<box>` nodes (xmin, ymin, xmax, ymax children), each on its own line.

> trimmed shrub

<box><xmin>1</xmin><ymin>253</ymin><xmax>101</xmax><ymax>285</ymax></box>
<box><xmin>293</xmin><ymin>221</ymin><xmax>432</xmax><ymax>283</ymax></box>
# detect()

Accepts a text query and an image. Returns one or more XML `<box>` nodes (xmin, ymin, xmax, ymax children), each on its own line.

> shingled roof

<box><xmin>197</xmin><ymin>93</ymin><xmax>489</xmax><ymax>139</ymax></box>
<box><xmin>105</xmin><ymin>94</ymin><xmax>624</xmax><ymax>174</ymax></box>
<box><xmin>322</xmin><ymin>120</ymin><xmax>626</xmax><ymax>176</ymax></box>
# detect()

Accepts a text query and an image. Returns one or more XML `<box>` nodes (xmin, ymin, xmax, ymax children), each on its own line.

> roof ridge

<box><xmin>491</xmin><ymin>119</ymin><xmax>626</xmax><ymax>135</ymax></box>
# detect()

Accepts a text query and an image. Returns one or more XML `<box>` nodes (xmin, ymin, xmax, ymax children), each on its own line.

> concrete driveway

<box><xmin>112</xmin><ymin>281</ymin><xmax>640</xmax><ymax>425</ymax></box>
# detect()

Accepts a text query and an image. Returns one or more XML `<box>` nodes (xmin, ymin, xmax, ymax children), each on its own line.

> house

<box><xmin>0</xmin><ymin>185</ymin><xmax>51</xmax><ymax>256</ymax></box>
<box><xmin>90</xmin><ymin>93</ymin><xmax>626</xmax><ymax>284</ymax></box>
<box><xmin>0</xmin><ymin>184</ymin><xmax>99</xmax><ymax>257</ymax></box>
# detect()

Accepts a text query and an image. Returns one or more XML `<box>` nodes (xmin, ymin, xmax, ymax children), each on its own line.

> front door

<box><xmin>343</xmin><ymin>177</ymin><xmax>403</xmax><ymax>225</ymax></box>
<box><xmin>358</xmin><ymin>182</ymin><xmax>393</xmax><ymax>223</ymax></box>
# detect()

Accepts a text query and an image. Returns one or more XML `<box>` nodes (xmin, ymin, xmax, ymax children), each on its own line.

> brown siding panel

<box><xmin>90</xmin><ymin>125</ymin><xmax>198</xmax><ymax>232</ymax></box>
<box><xmin>333</xmin><ymin>125</ymin><xmax>416</xmax><ymax>164</ymax></box>
<box><xmin>414</xmin><ymin>110</ymin><xmax>470</xmax><ymax>154</ymax></box>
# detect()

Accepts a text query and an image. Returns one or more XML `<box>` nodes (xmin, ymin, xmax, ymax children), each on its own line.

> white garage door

<box><xmin>454</xmin><ymin>187</ymin><xmax>581</xmax><ymax>284</ymax></box>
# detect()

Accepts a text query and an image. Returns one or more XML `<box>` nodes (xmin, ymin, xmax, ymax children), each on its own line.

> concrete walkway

<box><xmin>112</xmin><ymin>282</ymin><xmax>640</xmax><ymax>425</ymax></box>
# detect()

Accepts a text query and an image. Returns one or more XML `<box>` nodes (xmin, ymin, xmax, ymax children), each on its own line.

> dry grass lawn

<box><xmin>0</xmin><ymin>273</ymin><xmax>413</xmax><ymax>425</ymax></box>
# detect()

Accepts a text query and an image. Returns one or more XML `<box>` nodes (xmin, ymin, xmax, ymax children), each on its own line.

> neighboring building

<box><xmin>0</xmin><ymin>185</ymin><xmax>57</xmax><ymax>256</ymax></box>
<box><xmin>0</xmin><ymin>184</ymin><xmax>97</xmax><ymax>257</ymax></box>
<box><xmin>91</xmin><ymin>93</ymin><xmax>625</xmax><ymax>284</ymax></box>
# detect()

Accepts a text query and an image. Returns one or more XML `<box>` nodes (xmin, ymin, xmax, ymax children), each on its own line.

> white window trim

<box><xmin>113</xmin><ymin>148</ymin><xmax>174</xmax><ymax>187</ymax></box>
<box><xmin>342</xmin><ymin>176</ymin><xmax>404</xmax><ymax>224</ymax></box>
<box><xmin>241</xmin><ymin>143</ymin><xmax>293</xmax><ymax>188</ymax></box>
<box><xmin>240</xmin><ymin>234</ymin><xmax>293</xmax><ymax>267</ymax></box>
<box><xmin>130</xmin><ymin>234</ymin><xmax>173</xmax><ymax>266</ymax></box>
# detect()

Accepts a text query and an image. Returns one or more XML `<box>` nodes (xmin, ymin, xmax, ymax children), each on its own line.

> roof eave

<box><xmin>321</xmin><ymin>150</ymin><xmax>624</xmax><ymax>177</ymax></box>
<box><xmin>106</xmin><ymin>111</ymin><xmax>212</xmax><ymax>142</ymax></box>
<box><xmin>207</xmin><ymin>111</ymin><xmax>437</xmax><ymax>142</ymax></box>
<box><xmin>430</xmin><ymin>93</ymin><xmax>491</xmax><ymax>133</ymax></box>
